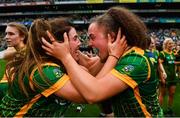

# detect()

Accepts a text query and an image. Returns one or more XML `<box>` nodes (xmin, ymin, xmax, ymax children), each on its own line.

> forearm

<box><xmin>158</xmin><ymin>63</ymin><xmax>165</xmax><ymax>73</ymax></box>
<box><xmin>78</xmin><ymin>55</ymin><xmax>104</xmax><ymax>76</ymax></box>
<box><xmin>88</xmin><ymin>58</ymin><xmax>104</xmax><ymax>76</ymax></box>
<box><xmin>1</xmin><ymin>48</ymin><xmax>16</xmax><ymax>60</ymax></box>
<box><xmin>55</xmin><ymin>81</ymin><xmax>87</xmax><ymax>103</ymax></box>
<box><xmin>96</xmin><ymin>56</ymin><xmax>118</xmax><ymax>79</ymax></box>
<box><xmin>61</xmin><ymin>54</ymin><xmax>100</xmax><ymax>103</ymax></box>
<box><xmin>175</xmin><ymin>61</ymin><xmax>180</xmax><ymax>65</ymax></box>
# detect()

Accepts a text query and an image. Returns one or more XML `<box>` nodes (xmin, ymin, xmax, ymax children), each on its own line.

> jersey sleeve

<box><xmin>31</xmin><ymin>64</ymin><xmax>69</xmax><ymax>97</ymax></box>
<box><xmin>156</xmin><ymin>50</ymin><xmax>160</xmax><ymax>57</ymax></box>
<box><xmin>159</xmin><ymin>51</ymin><xmax>165</xmax><ymax>63</ymax></box>
<box><xmin>111</xmin><ymin>54</ymin><xmax>150</xmax><ymax>88</ymax></box>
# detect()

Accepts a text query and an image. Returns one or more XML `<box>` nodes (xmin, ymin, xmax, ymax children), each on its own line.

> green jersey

<box><xmin>145</xmin><ymin>49</ymin><xmax>160</xmax><ymax>85</ymax></box>
<box><xmin>145</xmin><ymin>49</ymin><xmax>159</xmax><ymax>68</ymax></box>
<box><xmin>110</xmin><ymin>47</ymin><xmax>163</xmax><ymax>117</ymax></box>
<box><xmin>159</xmin><ymin>50</ymin><xmax>176</xmax><ymax>83</ymax></box>
<box><xmin>0</xmin><ymin>80</ymin><xmax>8</xmax><ymax>100</ymax></box>
<box><xmin>0</xmin><ymin>62</ymin><xmax>71</xmax><ymax>117</ymax></box>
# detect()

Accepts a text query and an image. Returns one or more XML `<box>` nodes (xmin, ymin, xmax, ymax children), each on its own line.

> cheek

<box><xmin>12</xmin><ymin>36</ymin><xmax>21</xmax><ymax>43</ymax></box>
<box><xmin>69</xmin><ymin>43</ymin><xmax>76</xmax><ymax>54</ymax></box>
<box><xmin>98</xmin><ymin>43</ymin><xmax>108</xmax><ymax>55</ymax></box>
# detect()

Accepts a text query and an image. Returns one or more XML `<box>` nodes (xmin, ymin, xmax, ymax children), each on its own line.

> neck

<box><xmin>166</xmin><ymin>48</ymin><xmax>171</xmax><ymax>52</ymax></box>
<box><xmin>15</xmin><ymin>43</ymin><xmax>25</xmax><ymax>51</ymax></box>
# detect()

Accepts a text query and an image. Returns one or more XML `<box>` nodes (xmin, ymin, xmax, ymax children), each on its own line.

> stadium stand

<box><xmin>0</xmin><ymin>0</ymin><xmax>179</xmax><ymax>48</ymax></box>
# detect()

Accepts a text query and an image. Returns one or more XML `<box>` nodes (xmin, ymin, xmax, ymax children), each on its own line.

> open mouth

<box><xmin>92</xmin><ymin>48</ymin><xmax>99</xmax><ymax>55</ymax></box>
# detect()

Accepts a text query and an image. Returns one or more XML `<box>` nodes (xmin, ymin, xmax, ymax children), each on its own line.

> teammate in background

<box><xmin>42</xmin><ymin>6</ymin><xmax>163</xmax><ymax>117</ymax></box>
<box><xmin>159</xmin><ymin>37</ymin><xmax>180</xmax><ymax>116</ymax></box>
<box><xmin>0</xmin><ymin>22</ymin><xmax>28</xmax><ymax>61</ymax></box>
<box><xmin>0</xmin><ymin>22</ymin><xmax>28</xmax><ymax>100</ymax></box>
<box><xmin>147</xmin><ymin>36</ymin><xmax>167</xmax><ymax>85</ymax></box>
<box><xmin>0</xmin><ymin>18</ymin><xmax>126</xmax><ymax>117</ymax></box>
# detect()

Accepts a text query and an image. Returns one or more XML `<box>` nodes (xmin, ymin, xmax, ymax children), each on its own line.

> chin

<box><xmin>7</xmin><ymin>45</ymin><xmax>13</xmax><ymax>47</ymax></box>
<box><xmin>100</xmin><ymin>56</ymin><xmax>108</xmax><ymax>63</ymax></box>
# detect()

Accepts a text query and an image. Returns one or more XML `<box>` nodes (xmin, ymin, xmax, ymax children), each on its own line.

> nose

<box><xmin>77</xmin><ymin>37</ymin><xmax>81</xmax><ymax>46</ymax></box>
<box><xmin>78</xmin><ymin>39</ymin><xmax>81</xmax><ymax>46</ymax></box>
<box><xmin>4</xmin><ymin>34</ymin><xmax>8</xmax><ymax>40</ymax></box>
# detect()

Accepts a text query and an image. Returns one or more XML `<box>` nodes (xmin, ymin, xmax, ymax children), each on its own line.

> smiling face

<box><xmin>68</xmin><ymin>27</ymin><xmax>81</xmax><ymax>61</ymax></box>
<box><xmin>5</xmin><ymin>26</ymin><xmax>24</xmax><ymax>50</ymax></box>
<box><xmin>166</xmin><ymin>40</ymin><xmax>174</xmax><ymax>51</ymax></box>
<box><xmin>88</xmin><ymin>22</ymin><xmax>109</xmax><ymax>63</ymax></box>
<box><xmin>163</xmin><ymin>38</ymin><xmax>174</xmax><ymax>51</ymax></box>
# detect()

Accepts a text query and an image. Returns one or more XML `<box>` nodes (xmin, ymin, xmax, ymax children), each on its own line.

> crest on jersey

<box><xmin>53</xmin><ymin>68</ymin><xmax>63</xmax><ymax>78</ymax></box>
<box><xmin>123</xmin><ymin>65</ymin><xmax>134</xmax><ymax>72</ymax></box>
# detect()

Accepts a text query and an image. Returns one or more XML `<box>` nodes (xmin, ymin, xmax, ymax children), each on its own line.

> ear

<box><xmin>20</xmin><ymin>35</ymin><xmax>25</xmax><ymax>41</ymax></box>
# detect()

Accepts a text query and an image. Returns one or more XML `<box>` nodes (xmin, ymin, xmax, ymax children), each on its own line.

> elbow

<box><xmin>85</xmin><ymin>95</ymin><xmax>101</xmax><ymax>104</ymax></box>
<box><xmin>86</xmin><ymin>98</ymin><xmax>97</xmax><ymax>104</ymax></box>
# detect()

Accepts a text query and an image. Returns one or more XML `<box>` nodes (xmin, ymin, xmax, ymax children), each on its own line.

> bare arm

<box><xmin>59</xmin><ymin>54</ymin><xmax>128</xmax><ymax>103</ymax></box>
<box><xmin>0</xmin><ymin>47</ymin><xmax>16</xmax><ymax>61</ymax></box>
<box><xmin>78</xmin><ymin>51</ymin><xmax>104</xmax><ymax>76</ymax></box>
<box><xmin>55</xmin><ymin>80</ymin><xmax>86</xmax><ymax>103</ymax></box>
<box><xmin>96</xmin><ymin>29</ymin><xmax>127</xmax><ymax>79</ymax></box>
<box><xmin>42</xmin><ymin>31</ymin><xmax>128</xmax><ymax>103</ymax></box>
<box><xmin>158</xmin><ymin>59</ymin><xmax>166</xmax><ymax>84</ymax></box>
<box><xmin>174</xmin><ymin>61</ymin><xmax>180</xmax><ymax>65</ymax></box>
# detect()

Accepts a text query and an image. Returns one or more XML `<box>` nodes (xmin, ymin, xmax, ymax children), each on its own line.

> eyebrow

<box><xmin>5</xmin><ymin>31</ymin><xmax>15</xmax><ymax>35</ymax></box>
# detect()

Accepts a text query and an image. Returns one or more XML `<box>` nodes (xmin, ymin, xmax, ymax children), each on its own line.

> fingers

<box><xmin>113</xmin><ymin>28</ymin><xmax>122</xmax><ymax>45</ymax></box>
<box><xmin>116</xmin><ymin>28</ymin><xmax>121</xmax><ymax>41</ymax></box>
<box><xmin>121</xmin><ymin>35</ymin><xmax>126</xmax><ymax>46</ymax></box>
<box><xmin>107</xmin><ymin>34</ymin><xmax>111</xmax><ymax>44</ymax></box>
<box><xmin>41</xmin><ymin>37</ymin><xmax>54</xmax><ymax>55</ymax></box>
<box><xmin>42</xmin><ymin>44</ymin><xmax>53</xmax><ymax>55</ymax></box>
<box><xmin>63</xmin><ymin>32</ymin><xmax>69</xmax><ymax>43</ymax></box>
<box><xmin>46</xmin><ymin>30</ymin><xmax>56</xmax><ymax>42</ymax></box>
<box><xmin>41</xmin><ymin>37</ymin><xmax>52</xmax><ymax>49</ymax></box>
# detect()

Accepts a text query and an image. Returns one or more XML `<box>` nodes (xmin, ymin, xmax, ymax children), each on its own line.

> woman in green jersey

<box><xmin>42</xmin><ymin>6</ymin><xmax>163</xmax><ymax>117</ymax></box>
<box><xmin>0</xmin><ymin>22</ymin><xmax>28</xmax><ymax>100</ymax></box>
<box><xmin>146</xmin><ymin>36</ymin><xmax>167</xmax><ymax>86</ymax></box>
<box><xmin>159</xmin><ymin>37</ymin><xmax>179</xmax><ymax>116</ymax></box>
<box><xmin>0</xmin><ymin>18</ymin><xmax>87</xmax><ymax>117</ymax></box>
<box><xmin>0</xmin><ymin>17</ymin><xmax>126</xmax><ymax>117</ymax></box>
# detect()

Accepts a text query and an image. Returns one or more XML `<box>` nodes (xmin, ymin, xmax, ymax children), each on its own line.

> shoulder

<box><xmin>32</xmin><ymin>62</ymin><xmax>65</xmax><ymax>82</ymax></box>
<box><xmin>116</xmin><ymin>47</ymin><xmax>149</xmax><ymax>74</ymax></box>
<box><xmin>113</xmin><ymin>48</ymin><xmax>150</xmax><ymax>83</ymax></box>
<box><xmin>119</xmin><ymin>47</ymin><xmax>148</xmax><ymax>66</ymax></box>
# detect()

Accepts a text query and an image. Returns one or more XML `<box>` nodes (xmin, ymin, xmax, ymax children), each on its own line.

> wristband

<box><xmin>109</xmin><ymin>55</ymin><xmax>119</xmax><ymax>60</ymax></box>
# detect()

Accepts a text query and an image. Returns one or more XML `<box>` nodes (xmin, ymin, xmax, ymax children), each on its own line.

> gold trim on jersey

<box><xmin>111</xmin><ymin>69</ymin><xmax>151</xmax><ymax>117</ymax></box>
<box><xmin>15</xmin><ymin>94</ymin><xmax>41</xmax><ymax>117</ymax></box>
<box><xmin>142</xmin><ymin>55</ymin><xmax>151</xmax><ymax>80</ymax></box>
<box><xmin>0</xmin><ymin>79</ymin><xmax>8</xmax><ymax>83</ymax></box>
<box><xmin>42</xmin><ymin>74</ymin><xmax>69</xmax><ymax>97</ymax></box>
<box><xmin>15</xmin><ymin>62</ymin><xmax>69</xmax><ymax>117</ymax></box>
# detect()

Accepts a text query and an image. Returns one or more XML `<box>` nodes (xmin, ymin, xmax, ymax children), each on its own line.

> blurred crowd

<box><xmin>148</xmin><ymin>28</ymin><xmax>180</xmax><ymax>51</ymax></box>
<box><xmin>0</xmin><ymin>27</ymin><xmax>179</xmax><ymax>52</ymax></box>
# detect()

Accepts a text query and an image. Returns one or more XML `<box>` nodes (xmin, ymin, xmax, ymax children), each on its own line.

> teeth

<box><xmin>93</xmin><ymin>48</ymin><xmax>99</xmax><ymax>54</ymax></box>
